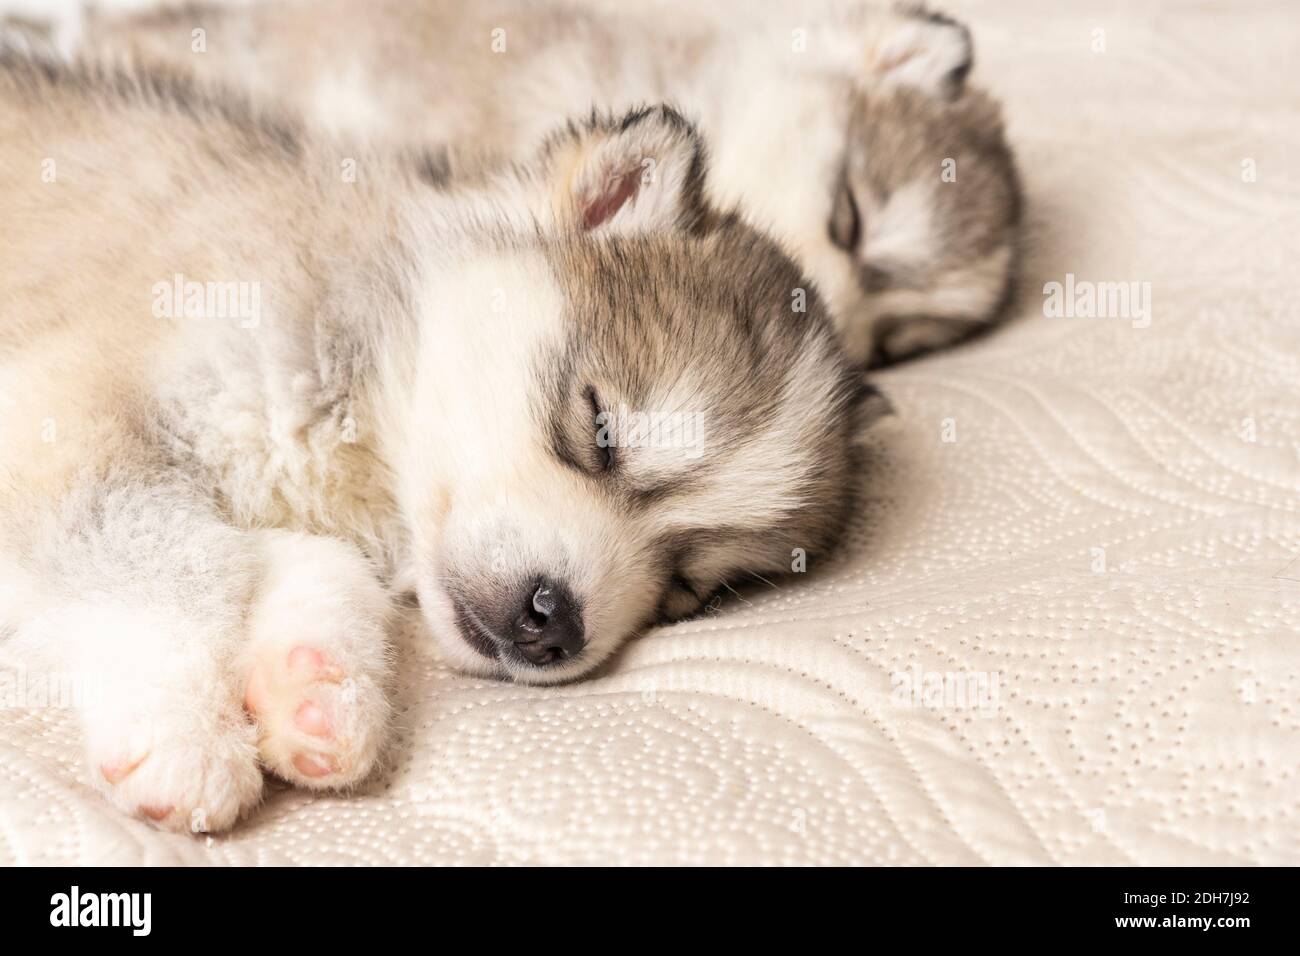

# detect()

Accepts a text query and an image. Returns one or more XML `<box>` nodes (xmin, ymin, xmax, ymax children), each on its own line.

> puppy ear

<box><xmin>863</xmin><ymin>4</ymin><xmax>973</xmax><ymax>99</ymax></box>
<box><xmin>537</xmin><ymin>105</ymin><xmax>708</xmax><ymax>235</ymax></box>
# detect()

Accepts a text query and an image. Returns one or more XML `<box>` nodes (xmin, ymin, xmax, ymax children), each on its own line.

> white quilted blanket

<box><xmin>2</xmin><ymin>0</ymin><xmax>1298</xmax><ymax>865</ymax></box>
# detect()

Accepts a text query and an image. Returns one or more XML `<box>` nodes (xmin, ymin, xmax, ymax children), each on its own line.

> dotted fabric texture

<box><xmin>1</xmin><ymin>0</ymin><xmax>1298</xmax><ymax>864</ymax></box>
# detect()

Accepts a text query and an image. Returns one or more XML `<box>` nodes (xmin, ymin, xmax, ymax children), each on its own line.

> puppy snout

<box><xmin>511</xmin><ymin>579</ymin><xmax>584</xmax><ymax>666</ymax></box>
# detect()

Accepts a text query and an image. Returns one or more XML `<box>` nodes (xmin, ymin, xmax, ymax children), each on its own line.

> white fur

<box><xmin>863</xmin><ymin>179</ymin><xmax>938</xmax><ymax>267</ymax></box>
<box><xmin>312</xmin><ymin>62</ymin><xmax>388</xmax><ymax>139</ymax></box>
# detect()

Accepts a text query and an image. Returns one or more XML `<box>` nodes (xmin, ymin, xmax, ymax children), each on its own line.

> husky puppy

<box><xmin>79</xmin><ymin>0</ymin><xmax>1023</xmax><ymax>367</ymax></box>
<box><xmin>0</xmin><ymin>54</ymin><xmax>868</xmax><ymax>830</ymax></box>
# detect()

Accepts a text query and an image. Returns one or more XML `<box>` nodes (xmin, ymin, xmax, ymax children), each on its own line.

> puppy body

<box><xmin>79</xmin><ymin>0</ymin><xmax>1023</xmax><ymax>366</ymax></box>
<box><xmin>0</xmin><ymin>56</ymin><xmax>865</xmax><ymax>829</ymax></box>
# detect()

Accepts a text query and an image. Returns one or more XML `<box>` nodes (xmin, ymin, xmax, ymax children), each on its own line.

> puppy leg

<box><xmin>241</xmin><ymin>530</ymin><xmax>392</xmax><ymax>790</ymax></box>
<box><xmin>12</xmin><ymin>478</ymin><xmax>265</xmax><ymax>833</ymax></box>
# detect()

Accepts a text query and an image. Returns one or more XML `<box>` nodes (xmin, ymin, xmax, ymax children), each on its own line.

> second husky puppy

<box><xmin>83</xmin><ymin>0</ymin><xmax>1023</xmax><ymax>367</ymax></box>
<box><xmin>0</xmin><ymin>55</ymin><xmax>867</xmax><ymax>830</ymax></box>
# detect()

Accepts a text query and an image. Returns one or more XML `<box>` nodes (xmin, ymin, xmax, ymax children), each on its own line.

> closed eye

<box><xmin>658</xmin><ymin>571</ymin><xmax>710</xmax><ymax>623</ymax></box>
<box><xmin>671</xmin><ymin>573</ymin><xmax>701</xmax><ymax>602</ymax></box>
<box><xmin>829</xmin><ymin>177</ymin><xmax>861</xmax><ymax>252</ymax></box>
<box><xmin>587</xmin><ymin>386</ymin><xmax>614</xmax><ymax>472</ymax></box>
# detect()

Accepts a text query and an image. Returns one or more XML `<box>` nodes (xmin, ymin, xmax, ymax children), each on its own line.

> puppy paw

<box><xmin>89</xmin><ymin>711</ymin><xmax>262</xmax><ymax>833</ymax></box>
<box><xmin>244</xmin><ymin>531</ymin><xmax>392</xmax><ymax>789</ymax></box>
<box><xmin>244</xmin><ymin>642</ymin><xmax>387</xmax><ymax>787</ymax></box>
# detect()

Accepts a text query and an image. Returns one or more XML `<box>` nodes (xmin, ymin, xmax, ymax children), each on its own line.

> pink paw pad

<box><xmin>100</xmin><ymin>753</ymin><xmax>147</xmax><ymax>785</ymax></box>
<box><xmin>244</xmin><ymin>643</ymin><xmax>358</xmax><ymax>785</ymax></box>
<box><xmin>293</xmin><ymin>753</ymin><xmax>338</xmax><ymax>778</ymax></box>
<box><xmin>244</xmin><ymin>646</ymin><xmax>343</xmax><ymax>717</ymax></box>
<box><xmin>287</xmin><ymin>646</ymin><xmax>345</xmax><ymax>682</ymax></box>
<box><xmin>294</xmin><ymin>700</ymin><xmax>332</xmax><ymax>738</ymax></box>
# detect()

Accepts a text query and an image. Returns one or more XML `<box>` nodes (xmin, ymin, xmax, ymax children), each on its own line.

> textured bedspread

<box><xmin>1</xmin><ymin>0</ymin><xmax>1297</xmax><ymax>865</ymax></box>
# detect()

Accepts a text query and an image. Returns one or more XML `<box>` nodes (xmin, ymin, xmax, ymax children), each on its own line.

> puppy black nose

<box><xmin>512</xmin><ymin>579</ymin><xmax>584</xmax><ymax>666</ymax></box>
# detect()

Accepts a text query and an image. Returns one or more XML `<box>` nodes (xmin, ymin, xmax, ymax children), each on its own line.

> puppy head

<box><xmin>400</xmin><ymin>107</ymin><xmax>869</xmax><ymax>684</ymax></box>
<box><xmin>828</xmin><ymin>4</ymin><xmax>1023</xmax><ymax>365</ymax></box>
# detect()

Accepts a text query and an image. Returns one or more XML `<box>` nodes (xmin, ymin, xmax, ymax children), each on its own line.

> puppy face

<box><xmin>817</xmin><ymin>8</ymin><xmax>1021</xmax><ymax>367</ymax></box>
<box><xmin>830</xmin><ymin>85</ymin><xmax>1022</xmax><ymax>365</ymax></box>
<box><xmin>712</xmin><ymin>6</ymin><xmax>1020</xmax><ymax>366</ymax></box>
<box><xmin>402</xmin><ymin>109</ymin><xmax>867</xmax><ymax>684</ymax></box>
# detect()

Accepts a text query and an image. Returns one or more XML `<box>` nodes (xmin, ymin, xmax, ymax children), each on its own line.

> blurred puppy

<box><xmin>79</xmin><ymin>0</ymin><xmax>1023</xmax><ymax>366</ymax></box>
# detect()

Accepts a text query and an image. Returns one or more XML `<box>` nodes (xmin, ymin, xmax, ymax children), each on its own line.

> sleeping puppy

<box><xmin>75</xmin><ymin>0</ymin><xmax>1023</xmax><ymax>367</ymax></box>
<box><xmin>0</xmin><ymin>54</ymin><xmax>868</xmax><ymax>830</ymax></box>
